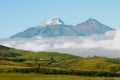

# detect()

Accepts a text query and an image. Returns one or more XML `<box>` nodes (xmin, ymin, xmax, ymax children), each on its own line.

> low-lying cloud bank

<box><xmin>0</xmin><ymin>29</ymin><xmax>120</xmax><ymax>58</ymax></box>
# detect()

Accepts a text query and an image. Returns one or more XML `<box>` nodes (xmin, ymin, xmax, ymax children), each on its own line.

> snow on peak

<box><xmin>39</xmin><ymin>16</ymin><xmax>65</xmax><ymax>27</ymax></box>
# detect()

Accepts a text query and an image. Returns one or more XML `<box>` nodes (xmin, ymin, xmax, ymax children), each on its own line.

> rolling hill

<box><xmin>0</xmin><ymin>45</ymin><xmax>120</xmax><ymax>74</ymax></box>
<box><xmin>0</xmin><ymin>45</ymin><xmax>78</xmax><ymax>60</ymax></box>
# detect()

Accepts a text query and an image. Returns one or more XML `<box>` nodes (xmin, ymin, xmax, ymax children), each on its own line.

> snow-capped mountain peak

<box><xmin>11</xmin><ymin>18</ymin><xmax>113</xmax><ymax>38</ymax></box>
<box><xmin>39</xmin><ymin>16</ymin><xmax>65</xmax><ymax>27</ymax></box>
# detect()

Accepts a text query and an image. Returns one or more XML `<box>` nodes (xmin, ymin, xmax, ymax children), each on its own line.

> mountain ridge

<box><xmin>10</xmin><ymin>17</ymin><xmax>113</xmax><ymax>38</ymax></box>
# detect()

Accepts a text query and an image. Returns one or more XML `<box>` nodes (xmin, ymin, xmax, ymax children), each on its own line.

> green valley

<box><xmin>0</xmin><ymin>45</ymin><xmax>120</xmax><ymax>80</ymax></box>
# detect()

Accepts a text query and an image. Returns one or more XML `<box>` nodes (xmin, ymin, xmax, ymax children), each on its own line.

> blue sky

<box><xmin>0</xmin><ymin>0</ymin><xmax>120</xmax><ymax>38</ymax></box>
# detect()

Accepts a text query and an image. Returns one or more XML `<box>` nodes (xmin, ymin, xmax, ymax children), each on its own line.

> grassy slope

<box><xmin>0</xmin><ymin>45</ymin><xmax>78</xmax><ymax>60</ymax></box>
<box><xmin>0</xmin><ymin>45</ymin><xmax>120</xmax><ymax>73</ymax></box>
<box><xmin>18</xmin><ymin>51</ymin><xmax>79</xmax><ymax>65</ymax></box>
<box><xmin>0</xmin><ymin>45</ymin><xmax>79</xmax><ymax>69</ymax></box>
<box><xmin>17</xmin><ymin>52</ymin><xmax>78</xmax><ymax>60</ymax></box>
<box><xmin>0</xmin><ymin>60</ymin><xmax>29</xmax><ymax>69</ymax></box>
<box><xmin>49</xmin><ymin>56</ymin><xmax>120</xmax><ymax>72</ymax></box>
<box><xmin>0</xmin><ymin>73</ymin><xmax>120</xmax><ymax>80</ymax></box>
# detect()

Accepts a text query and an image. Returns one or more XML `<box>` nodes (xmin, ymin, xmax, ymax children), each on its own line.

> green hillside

<box><xmin>0</xmin><ymin>45</ymin><xmax>29</xmax><ymax>58</ymax></box>
<box><xmin>0</xmin><ymin>45</ymin><xmax>79</xmax><ymax>68</ymax></box>
<box><xmin>0</xmin><ymin>45</ymin><xmax>78</xmax><ymax>60</ymax></box>
<box><xmin>0</xmin><ymin>45</ymin><xmax>120</xmax><ymax>77</ymax></box>
<box><xmin>48</xmin><ymin>56</ymin><xmax>120</xmax><ymax>73</ymax></box>
<box><xmin>0</xmin><ymin>45</ymin><xmax>10</xmax><ymax>50</ymax></box>
<box><xmin>18</xmin><ymin>52</ymin><xmax>78</xmax><ymax>60</ymax></box>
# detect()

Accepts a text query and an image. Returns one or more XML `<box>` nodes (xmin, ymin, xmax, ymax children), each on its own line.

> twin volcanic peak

<box><xmin>10</xmin><ymin>17</ymin><xmax>113</xmax><ymax>38</ymax></box>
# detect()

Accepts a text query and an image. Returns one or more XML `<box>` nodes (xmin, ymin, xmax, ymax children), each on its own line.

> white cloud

<box><xmin>0</xmin><ymin>29</ymin><xmax>120</xmax><ymax>58</ymax></box>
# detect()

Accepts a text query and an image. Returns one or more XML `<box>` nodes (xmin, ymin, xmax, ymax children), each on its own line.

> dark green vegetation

<box><xmin>0</xmin><ymin>45</ymin><xmax>120</xmax><ymax>78</ymax></box>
